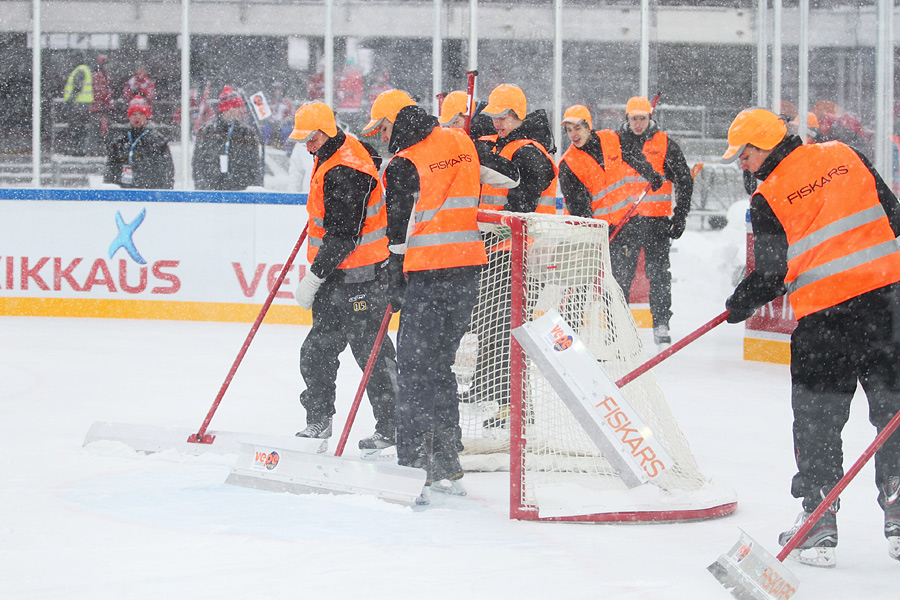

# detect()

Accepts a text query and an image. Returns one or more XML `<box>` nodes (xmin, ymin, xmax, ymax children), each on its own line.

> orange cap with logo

<box><xmin>362</xmin><ymin>89</ymin><xmax>416</xmax><ymax>136</ymax></box>
<box><xmin>481</xmin><ymin>85</ymin><xmax>527</xmax><ymax>120</ymax></box>
<box><xmin>561</xmin><ymin>105</ymin><xmax>592</xmax><ymax>129</ymax></box>
<box><xmin>439</xmin><ymin>91</ymin><xmax>468</xmax><ymax>125</ymax></box>
<box><xmin>722</xmin><ymin>108</ymin><xmax>787</xmax><ymax>162</ymax></box>
<box><xmin>625</xmin><ymin>96</ymin><xmax>653</xmax><ymax>117</ymax></box>
<box><xmin>289</xmin><ymin>102</ymin><xmax>338</xmax><ymax>142</ymax></box>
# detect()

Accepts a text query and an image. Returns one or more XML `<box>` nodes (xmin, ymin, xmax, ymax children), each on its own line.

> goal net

<box><xmin>455</xmin><ymin>210</ymin><xmax>736</xmax><ymax>522</ymax></box>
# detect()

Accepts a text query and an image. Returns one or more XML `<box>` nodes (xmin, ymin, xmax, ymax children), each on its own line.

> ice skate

<box><xmin>358</xmin><ymin>431</ymin><xmax>396</xmax><ymax>460</ymax></box>
<box><xmin>778</xmin><ymin>509</ymin><xmax>837</xmax><ymax>568</ymax></box>
<box><xmin>415</xmin><ymin>484</ymin><xmax>432</xmax><ymax>506</ymax></box>
<box><xmin>295</xmin><ymin>415</ymin><xmax>333</xmax><ymax>439</ymax></box>
<box><xmin>432</xmin><ymin>477</ymin><xmax>467</xmax><ymax>496</ymax></box>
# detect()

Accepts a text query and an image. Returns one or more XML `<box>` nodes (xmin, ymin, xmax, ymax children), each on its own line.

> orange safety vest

<box><xmin>307</xmin><ymin>134</ymin><xmax>389</xmax><ymax>279</ymax></box>
<box><xmin>559</xmin><ymin>141</ymin><xmax>607</xmax><ymax>218</ymax></box>
<box><xmin>594</xmin><ymin>130</ymin><xmax>673</xmax><ymax>225</ymax></box>
<box><xmin>757</xmin><ymin>141</ymin><xmax>900</xmax><ymax>319</ymax></box>
<box><xmin>479</xmin><ymin>135</ymin><xmax>559</xmax><ymax>214</ymax></box>
<box><xmin>386</xmin><ymin>127</ymin><xmax>487</xmax><ymax>273</ymax></box>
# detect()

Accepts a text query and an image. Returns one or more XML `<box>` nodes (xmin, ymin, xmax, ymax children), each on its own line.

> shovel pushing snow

<box><xmin>708</xmin><ymin>394</ymin><xmax>900</xmax><ymax>599</ymax></box>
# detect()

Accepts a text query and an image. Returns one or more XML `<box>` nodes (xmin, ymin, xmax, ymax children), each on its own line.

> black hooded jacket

<box><xmin>306</xmin><ymin>129</ymin><xmax>383</xmax><ymax>281</ymax></box>
<box><xmin>486</xmin><ymin>109</ymin><xmax>557</xmax><ymax>213</ymax></box>
<box><xmin>558</xmin><ymin>131</ymin><xmax>605</xmax><ymax>218</ymax></box>
<box><xmin>618</xmin><ymin>120</ymin><xmax>693</xmax><ymax>223</ymax></box>
<box><xmin>727</xmin><ymin>135</ymin><xmax>900</xmax><ymax>315</ymax></box>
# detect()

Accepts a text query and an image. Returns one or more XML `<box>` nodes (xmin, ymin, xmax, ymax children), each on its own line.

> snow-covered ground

<box><xmin>2</xmin><ymin>201</ymin><xmax>897</xmax><ymax>599</ymax></box>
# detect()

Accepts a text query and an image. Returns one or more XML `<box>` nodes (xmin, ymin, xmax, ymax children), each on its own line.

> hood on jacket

<box><xmin>501</xmin><ymin>109</ymin><xmax>557</xmax><ymax>154</ymax></box>
<box><xmin>389</xmin><ymin>105</ymin><xmax>439</xmax><ymax>155</ymax></box>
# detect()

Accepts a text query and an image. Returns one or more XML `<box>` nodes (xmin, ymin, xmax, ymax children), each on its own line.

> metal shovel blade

<box><xmin>225</xmin><ymin>442</ymin><xmax>427</xmax><ymax>506</ymax></box>
<box><xmin>82</xmin><ymin>421</ymin><xmax>326</xmax><ymax>456</ymax></box>
<box><xmin>707</xmin><ymin>530</ymin><xmax>799</xmax><ymax>600</ymax></box>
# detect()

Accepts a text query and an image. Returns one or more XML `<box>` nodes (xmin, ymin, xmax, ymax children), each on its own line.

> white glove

<box><xmin>294</xmin><ymin>272</ymin><xmax>325</xmax><ymax>310</ymax></box>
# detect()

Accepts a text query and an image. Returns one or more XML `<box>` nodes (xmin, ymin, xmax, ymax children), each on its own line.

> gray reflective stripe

<box><xmin>366</xmin><ymin>198</ymin><xmax>385</xmax><ymax>218</ymax></box>
<box><xmin>538</xmin><ymin>195</ymin><xmax>557</xmax><ymax>210</ymax></box>
<box><xmin>786</xmin><ymin>238</ymin><xmax>900</xmax><ymax>294</ymax></box>
<box><xmin>787</xmin><ymin>205</ymin><xmax>888</xmax><ymax>263</ymax></box>
<box><xmin>596</xmin><ymin>175</ymin><xmax>645</xmax><ymax>199</ymax></box>
<box><xmin>309</xmin><ymin>237</ymin><xmax>322</xmax><ymax>248</ymax></box>
<box><xmin>594</xmin><ymin>198</ymin><xmax>630</xmax><ymax>217</ymax></box>
<box><xmin>407</xmin><ymin>229</ymin><xmax>483</xmax><ymax>248</ymax></box>
<box><xmin>480</xmin><ymin>194</ymin><xmax>508</xmax><ymax>207</ymax></box>
<box><xmin>312</xmin><ymin>217</ymin><xmax>324</xmax><ymax>228</ymax></box>
<box><xmin>358</xmin><ymin>226</ymin><xmax>387</xmax><ymax>246</ymax></box>
<box><xmin>416</xmin><ymin>196</ymin><xmax>480</xmax><ymax>223</ymax></box>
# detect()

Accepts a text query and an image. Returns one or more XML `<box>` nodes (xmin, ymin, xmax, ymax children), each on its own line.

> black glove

<box><xmin>725</xmin><ymin>295</ymin><xmax>757</xmax><ymax>323</ymax></box>
<box><xmin>386</xmin><ymin>253</ymin><xmax>406</xmax><ymax>311</ymax></box>
<box><xmin>650</xmin><ymin>172</ymin><xmax>665</xmax><ymax>192</ymax></box>
<box><xmin>668</xmin><ymin>216</ymin><xmax>686</xmax><ymax>240</ymax></box>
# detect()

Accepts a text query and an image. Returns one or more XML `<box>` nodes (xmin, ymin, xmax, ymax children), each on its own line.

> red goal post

<box><xmin>456</xmin><ymin>210</ymin><xmax>737</xmax><ymax>523</ymax></box>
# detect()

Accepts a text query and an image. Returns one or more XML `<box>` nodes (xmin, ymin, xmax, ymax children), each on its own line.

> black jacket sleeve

<box><xmin>383</xmin><ymin>156</ymin><xmax>420</xmax><ymax>249</ymax></box>
<box><xmin>558</xmin><ymin>161</ymin><xmax>592</xmax><ymax>218</ymax></box>
<box><xmin>506</xmin><ymin>144</ymin><xmax>555</xmax><ymax>213</ymax></box>
<box><xmin>308</xmin><ymin>165</ymin><xmax>380</xmax><ymax>280</ymax></box>
<box><xmin>727</xmin><ymin>192</ymin><xmax>788</xmax><ymax>314</ymax></box>
<box><xmin>664</xmin><ymin>140</ymin><xmax>693</xmax><ymax>221</ymax></box>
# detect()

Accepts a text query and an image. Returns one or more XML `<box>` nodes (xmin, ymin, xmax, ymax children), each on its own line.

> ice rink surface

<box><xmin>2</xmin><ymin>202</ymin><xmax>897</xmax><ymax>599</ymax></box>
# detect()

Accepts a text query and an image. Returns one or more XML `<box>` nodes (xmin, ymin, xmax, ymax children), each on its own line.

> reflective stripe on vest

<box><xmin>595</xmin><ymin>130</ymin><xmax>672</xmax><ymax>224</ymax></box>
<box><xmin>480</xmin><ymin>136</ymin><xmax>559</xmax><ymax>214</ymax></box>
<box><xmin>388</xmin><ymin>127</ymin><xmax>487</xmax><ymax>272</ymax></box>
<box><xmin>758</xmin><ymin>141</ymin><xmax>900</xmax><ymax>318</ymax></box>
<box><xmin>63</xmin><ymin>65</ymin><xmax>93</xmax><ymax>103</ymax></box>
<box><xmin>307</xmin><ymin>134</ymin><xmax>389</xmax><ymax>280</ymax></box>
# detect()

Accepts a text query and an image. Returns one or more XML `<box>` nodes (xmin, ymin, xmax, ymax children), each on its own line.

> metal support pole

<box><xmin>798</xmin><ymin>0</ymin><xmax>809</xmax><ymax>142</ymax></box>
<box><xmin>756</xmin><ymin>0</ymin><xmax>767</xmax><ymax>107</ymax></box>
<box><xmin>180</xmin><ymin>0</ymin><xmax>190</xmax><ymax>189</ymax></box>
<box><xmin>324</xmin><ymin>0</ymin><xmax>334</xmax><ymax>107</ymax></box>
<box><xmin>433</xmin><ymin>0</ymin><xmax>442</xmax><ymax>116</ymax></box>
<box><xmin>553</xmin><ymin>0</ymin><xmax>563</xmax><ymax>161</ymax></box>
<box><xmin>640</xmin><ymin>0</ymin><xmax>649</xmax><ymax>98</ymax></box>
<box><xmin>772</xmin><ymin>0</ymin><xmax>782</xmax><ymax>114</ymax></box>
<box><xmin>469</xmin><ymin>0</ymin><xmax>478</xmax><ymax>98</ymax></box>
<box><xmin>31</xmin><ymin>0</ymin><xmax>41</xmax><ymax>187</ymax></box>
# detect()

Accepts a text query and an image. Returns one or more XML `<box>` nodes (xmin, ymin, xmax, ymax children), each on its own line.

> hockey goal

<box><xmin>455</xmin><ymin>210</ymin><xmax>736</xmax><ymax>522</ymax></box>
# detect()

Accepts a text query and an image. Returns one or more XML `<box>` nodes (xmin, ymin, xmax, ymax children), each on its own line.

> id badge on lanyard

<box><xmin>121</xmin><ymin>165</ymin><xmax>134</xmax><ymax>185</ymax></box>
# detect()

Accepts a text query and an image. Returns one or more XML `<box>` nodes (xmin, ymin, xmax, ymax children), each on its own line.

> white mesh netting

<box><xmin>455</xmin><ymin>211</ymin><xmax>731</xmax><ymax>520</ymax></box>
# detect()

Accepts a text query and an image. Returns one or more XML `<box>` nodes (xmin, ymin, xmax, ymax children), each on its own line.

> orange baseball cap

<box><xmin>289</xmin><ymin>102</ymin><xmax>338</xmax><ymax>142</ymax></box>
<box><xmin>481</xmin><ymin>84</ymin><xmax>527</xmax><ymax>120</ymax></box>
<box><xmin>562</xmin><ymin>105</ymin><xmax>592</xmax><ymax>129</ymax></box>
<box><xmin>439</xmin><ymin>91</ymin><xmax>468</xmax><ymax>125</ymax></box>
<box><xmin>625</xmin><ymin>96</ymin><xmax>652</xmax><ymax>117</ymax></box>
<box><xmin>362</xmin><ymin>89</ymin><xmax>416</xmax><ymax>136</ymax></box>
<box><xmin>722</xmin><ymin>108</ymin><xmax>787</xmax><ymax>162</ymax></box>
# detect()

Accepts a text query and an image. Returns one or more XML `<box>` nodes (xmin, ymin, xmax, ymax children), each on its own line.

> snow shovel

<box><xmin>708</xmin><ymin>384</ymin><xmax>900</xmax><ymax>599</ymax></box>
<box><xmin>225</xmin><ymin>302</ymin><xmax>427</xmax><ymax>506</ymax></box>
<box><xmin>83</xmin><ymin>225</ymin><xmax>311</xmax><ymax>456</ymax></box>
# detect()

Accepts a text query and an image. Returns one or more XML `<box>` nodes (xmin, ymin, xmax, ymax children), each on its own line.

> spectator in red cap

<box><xmin>103</xmin><ymin>96</ymin><xmax>174</xmax><ymax>189</ymax></box>
<box><xmin>192</xmin><ymin>85</ymin><xmax>262</xmax><ymax>190</ymax></box>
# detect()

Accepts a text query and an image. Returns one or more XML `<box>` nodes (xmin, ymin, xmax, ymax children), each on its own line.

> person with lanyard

<box><xmin>103</xmin><ymin>96</ymin><xmax>174</xmax><ymax>189</ymax></box>
<box><xmin>192</xmin><ymin>85</ymin><xmax>262</xmax><ymax>191</ymax></box>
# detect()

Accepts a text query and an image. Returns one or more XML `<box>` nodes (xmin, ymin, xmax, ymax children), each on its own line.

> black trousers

<box><xmin>789</xmin><ymin>283</ymin><xmax>900</xmax><ymax>512</ymax></box>
<box><xmin>396</xmin><ymin>266</ymin><xmax>481</xmax><ymax>467</ymax></box>
<box><xmin>609</xmin><ymin>216</ymin><xmax>673</xmax><ymax>328</ymax></box>
<box><xmin>299</xmin><ymin>266</ymin><xmax>397</xmax><ymax>437</ymax></box>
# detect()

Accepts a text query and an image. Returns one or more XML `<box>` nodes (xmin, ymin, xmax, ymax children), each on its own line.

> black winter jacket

<box><xmin>727</xmin><ymin>135</ymin><xmax>900</xmax><ymax>316</ymax></box>
<box><xmin>617</xmin><ymin>121</ymin><xmax>693</xmax><ymax>224</ymax></box>
<box><xmin>192</xmin><ymin>117</ymin><xmax>262</xmax><ymax>190</ymax></box>
<box><xmin>306</xmin><ymin>130</ymin><xmax>382</xmax><ymax>282</ymax></box>
<box><xmin>103</xmin><ymin>127</ymin><xmax>174</xmax><ymax>189</ymax></box>
<box><xmin>558</xmin><ymin>131</ymin><xmax>605</xmax><ymax>218</ymax></box>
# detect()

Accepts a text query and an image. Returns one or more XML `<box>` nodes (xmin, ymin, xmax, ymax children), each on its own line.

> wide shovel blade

<box><xmin>707</xmin><ymin>530</ymin><xmax>799</xmax><ymax>600</ymax></box>
<box><xmin>83</xmin><ymin>421</ymin><xmax>326</xmax><ymax>456</ymax></box>
<box><xmin>225</xmin><ymin>442</ymin><xmax>427</xmax><ymax>507</ymax></box>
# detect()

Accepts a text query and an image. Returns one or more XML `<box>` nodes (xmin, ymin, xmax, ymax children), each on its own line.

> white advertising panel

<box><xmin>512</xmin><ymin>310</ymin><xmax>673</xmax><ymax>488</ymax></box>
<box><xmin>0</xmin><ymin>189</ymin><xmax>311</xmax><ymax>322</ymax></box>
